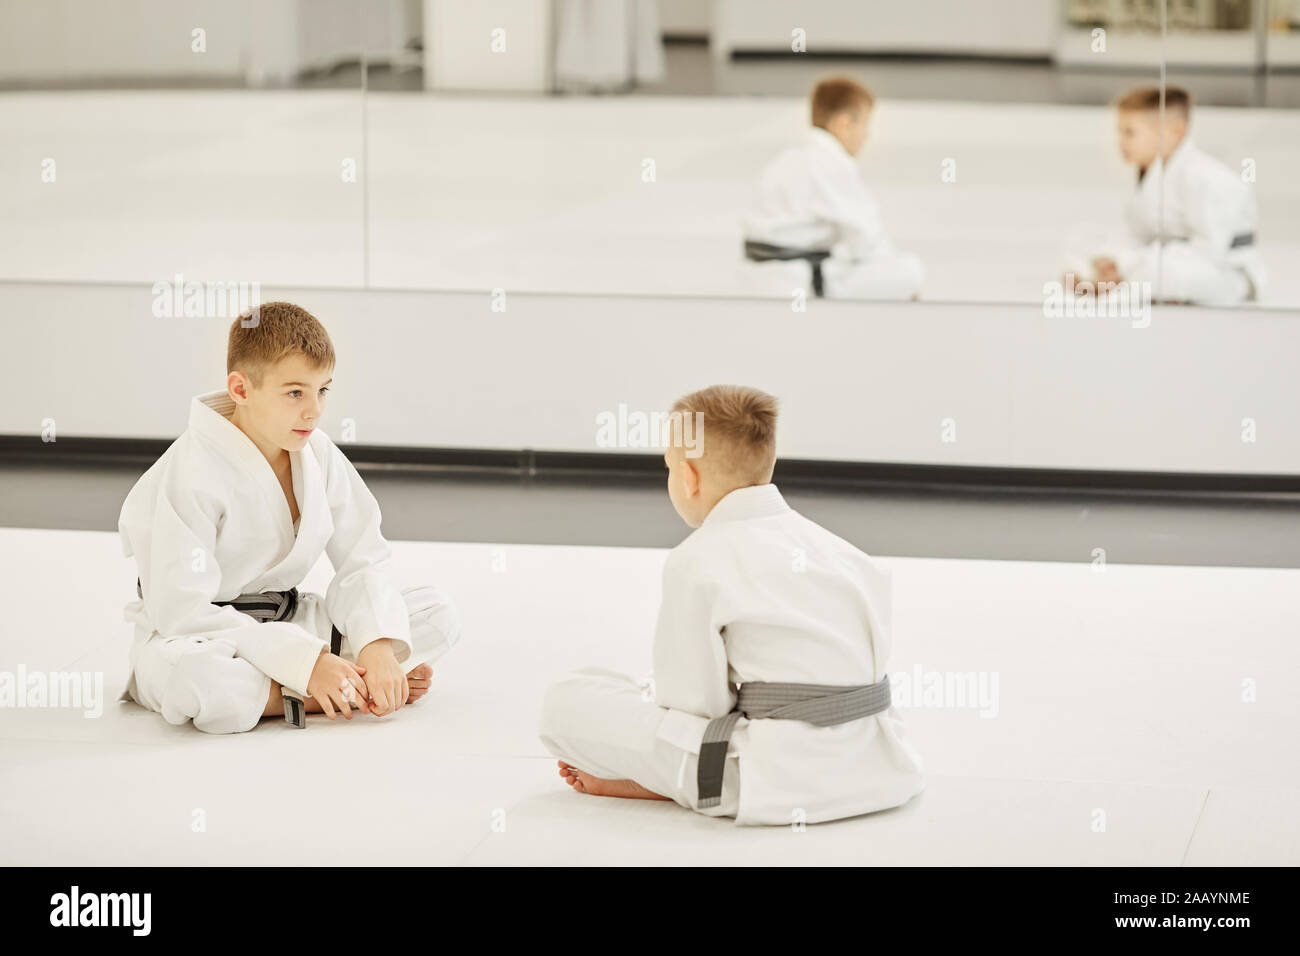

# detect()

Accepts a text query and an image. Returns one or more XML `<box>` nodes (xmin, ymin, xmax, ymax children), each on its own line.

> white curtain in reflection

<box><xmin>554</xmin><ymin>0</ymin><xmax>665</xmax><ymax>92</ymax></box>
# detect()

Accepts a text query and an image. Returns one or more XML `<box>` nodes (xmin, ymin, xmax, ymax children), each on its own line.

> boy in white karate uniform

<box><xmin>741</xmin><ymin>76</ymin><xmax>923</xmax><ymax>301</ymax></box>
<box><xmin>539</xmin><ymin>385</ymin><xmax>925</xmax><ymax>825</ymax></box>
<box><xmin>1067</xmin><ymin>85</ymin><xmax>1264</xmax><ymax>305</ymax></box>
<box><xmin>118</xmin><ymin>301</ymin><xmax>462</xmax><ymax>734</ymax></box>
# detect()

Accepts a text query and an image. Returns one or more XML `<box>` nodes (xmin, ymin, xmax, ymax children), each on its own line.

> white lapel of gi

<box><xmin>281</xmin><ymin>438</ymin><xmax>333</xmax><ymax>569</ymax></box>
<box><xmin>188</xmin><ymin>389</ymin><xmax>300</xmax><ymax>556</ymax></box>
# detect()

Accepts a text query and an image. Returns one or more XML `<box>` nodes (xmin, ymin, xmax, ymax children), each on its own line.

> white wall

<box><xmin>711</xmin><ymin>0</ymin><xmax>1059</xmax><ymax>59</ymax></box>
<box><xmin>0</xmin><ymin>0</ymin><xmax>252</xmax><ymax>82</ymax></box>
<box><xmin>425</xmin><ymin>0</ymin><xmax>552</xmax><ymax>91</ymax></box>
<box><xmin>0</xmin><ymin>0</ymin><xmax>411</xmax><ymax>86</ymax></box>
<box><xmin>658</xmin><ymin>0</ymin><xmax>710</xmax><ymax>36</ymax></box>
<box><xmin>2</xmin><ymin>282</ymin><xmax>1296</xmax><ymax>476</ymax></box>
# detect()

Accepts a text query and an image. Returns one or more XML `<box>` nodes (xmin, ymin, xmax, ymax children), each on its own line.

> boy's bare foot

<box><xmin>405</xmin><ymin>662</ymin><xmax>434</xmax><ymax>703</ymax></box>
<box><xmin>556</xmin><ymin>760</ymin><xmax>672</xmax><ymax>800</ymax></box>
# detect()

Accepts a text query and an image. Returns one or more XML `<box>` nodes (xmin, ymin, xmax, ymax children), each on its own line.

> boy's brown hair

<box><xmin>227</xmin><ymin>301</ymin><xmax>335</xmax><ymax>388</ymax></box>
<box><xmin>811</xmin><ymin>76</ymin><xmax>874</xmax><ymax>129</ymax></box>
<box><xmin>1115</xmin><ymin>84</ymin><xmax>1192</xmax><ymax>119</ymax></box>
<box><xmin>670</xmin><ymin>385</ymin><xmax>779</xmax><ymax>484</ymax></box>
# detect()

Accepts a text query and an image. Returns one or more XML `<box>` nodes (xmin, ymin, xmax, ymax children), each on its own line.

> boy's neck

<box><xmin>1163</xmin><ymin>130</ymin><xmax>1187</xmax><ymax>161</ymax></box>
<box><xmin>1142</xmin><ymin>130</ymin><xmax>1187</xmax><ymax>173</ymax></box>
<box><xmin>816</xmin><ymin>125</ymin><xmax>852</xmax><ymax>155</ymax></box>
<box><xmin>229</xmin><ymin>407</ymin><xmax>290</xmax><ymax>471</ymax></box>
<box><xmin>696</xmin><ymin>481</ymin><xmax>767</xmax><ymax>524</ymax></box>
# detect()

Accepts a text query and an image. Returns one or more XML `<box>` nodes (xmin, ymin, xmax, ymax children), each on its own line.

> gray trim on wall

<box><xmin>4</xmin><ymin>435</ymin><xmax>1297</xmax><ymax>499</ymax></box>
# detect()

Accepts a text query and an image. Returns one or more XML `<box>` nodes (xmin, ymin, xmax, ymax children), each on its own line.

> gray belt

<box><xmin>697</xmin><ymin>678</ymin><xmax>893</xmax><ymax>808</ymax></box>
<box><xmin>134</xmin><ymin>578</ymin><xmax>341</xmax><ymax>728</ymax></box>
<box><xmin>743</xmin><ymin>240</ymin><xmax>833</xmax><ymax>297</ymax></box>
<box><xmin>1160</xmin><ymin>232</ymin><xmax>1254</xmax><ymax>249</ymax></box>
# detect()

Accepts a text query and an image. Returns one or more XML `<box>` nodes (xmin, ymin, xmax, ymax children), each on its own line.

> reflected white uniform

<box><xmin>741</xmin><ymin>126</ymin><xmax>923</xmax><ymax>300</ymax></box>
<box><xmin>117</xmin><ymin>390</ymin><xmax>462</xmax><ymax>734</ymax></box>
<box><xmin>1080</xmin><ymin>138</ymin><xmax>1264</xmax><ymax>304</ymax></box>
<box><xmin>539</xmin><ymin>484</ymin><xmax>926</xmax><ymax>826</ymax></box>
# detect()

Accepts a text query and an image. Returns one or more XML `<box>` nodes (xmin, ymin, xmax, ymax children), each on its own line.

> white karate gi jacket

<box><xmin>741</xmin><ymin>126</ymin><xmax>897</xmax><ymax>262</ymax></box>
<box><xmin>118</xmin><ymin>390</ymin><xmax>414</xmax><ymax>698</ymax></box>
<box><xmin>1119</xmin><ymin>137</ymin><xmax>1265</xmax><ymax>299</ymax></box>
<box><xmin>651</xmin><ymin>483</ymin><xmax>926</xmax><ymax>825</ymax></box>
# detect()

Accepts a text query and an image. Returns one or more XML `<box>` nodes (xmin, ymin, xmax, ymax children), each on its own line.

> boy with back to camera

<box><xmin>538</xmin><ymin>385</ymin><xmax>925</xmax><ymax>825</ymax></box>
<box><xmin>741</xmin><ymin>76</ymin><xmax>924</xmax><ymax>301</ymax></box>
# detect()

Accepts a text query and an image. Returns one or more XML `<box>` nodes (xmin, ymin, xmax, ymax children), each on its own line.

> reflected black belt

<box><xmin>743</xmin><ymin>240</ymin><xmax>833</xmax><ymax>297</ymax></box>
<box><xmin>696</xmin><ymin>678</ymin><xmax>894</xmax><ymax>808</ymax></box>
<box><xmin>135</xmin><ymin>578</ymin><xmax>342</xmax><ymax>728</ymax></box>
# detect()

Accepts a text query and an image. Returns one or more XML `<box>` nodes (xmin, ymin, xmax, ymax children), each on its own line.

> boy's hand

<box><xmin>307</xmin><ymin>653</ymin><xmax>371</xmax><ymax>720</ymax></box>
<box><xmin>356</xmin><ymin>639</ymin><xmax>408</xmax><ymax>716</ymax></box>
<box><xmin>1093</xmin><ymin>257</ymin><xmax>1121</xmax><ymax>285</ymax></box>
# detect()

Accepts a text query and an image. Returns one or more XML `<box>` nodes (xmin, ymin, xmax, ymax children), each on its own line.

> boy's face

<box><xmin>828</xmin><ymin>105</ymin><xmax>871</xmax><ymax>157</ymax></box>
<box><xmin>1117</xmin><ymin>108</ymin><xmax>1186</xmax><ymax>168</ymax></box>
<box><xmin>228</xmin><ymin>352</ymin><xmax>333</xmax><ymax>456</ymax></box>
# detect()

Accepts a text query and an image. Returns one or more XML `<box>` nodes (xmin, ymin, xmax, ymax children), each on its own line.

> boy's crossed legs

<box><xmin>538</xmin><ymin>667</ymin><xmax>741</xmax><ymax>817</ymax></box>
<box><xmin>132</xmin><ymin>584</ymin><xmax>459</xmax><ymax>734</ymax></box>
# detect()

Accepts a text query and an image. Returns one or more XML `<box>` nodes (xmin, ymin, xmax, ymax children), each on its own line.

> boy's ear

<box><xmin>228</xmin><ymin>370</ymin><xmax>250</xmax><ymax>404</ymax></box>
<box><xmin>682</xmin><ymin>458</ymin><xmax>702</xmax><ymax>497</ymax></box>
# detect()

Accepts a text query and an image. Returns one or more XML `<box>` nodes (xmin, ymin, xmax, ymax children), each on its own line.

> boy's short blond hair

<box><xmin>227</xmin><ymin>301</ymin><xmax>335</xmax><ymax>388</ymax></box>
<box><xmin>670</xmin><ymin>385</ymin><xmax>778</xmax><ymax>484</ymax></box>
<box><xmin>1115</xmin><ymin>84</ymin><xmax>1192</xmax><ymax>119</ymax></box>
<box><xmin>811</xmin><ymin>76</ymin><xmax>874</xmax><ymax>129</ymax></box>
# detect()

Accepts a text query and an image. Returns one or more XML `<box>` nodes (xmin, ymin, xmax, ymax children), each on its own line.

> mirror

<box><xmin>0</xmin><ymin>0</ymin><xmax>368</xmax><ymax>313</ymax></box>
<box><xmin>4</xmin><ymin>1</ymin><xmax>1297</xmax><ymax>311</ymax></box>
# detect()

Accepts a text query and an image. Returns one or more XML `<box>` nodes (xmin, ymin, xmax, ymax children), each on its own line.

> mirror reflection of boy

<box><xmin>1068</xmin><ymin>86</ymin><xmax>1264</xmax><ymax>305</ymax></box>
<box><xmin>741</xmin><ymin>77</ymin><xmax>924</xmax><ymax>301</ymax></box>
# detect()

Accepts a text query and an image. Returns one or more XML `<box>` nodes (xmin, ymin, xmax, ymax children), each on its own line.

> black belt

<box><xmin>743</xmin><ymin>240</ymin><xmax>832</xmax><ymax>297</ymax></box>
<box><xmin>136</xmin><ymin>579</ymin><xmax>342</xmax><ymax>728</ymax></box>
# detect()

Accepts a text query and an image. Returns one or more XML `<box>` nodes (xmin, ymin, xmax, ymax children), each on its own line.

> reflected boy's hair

<box><xmin>670</xmin><ymin>385</ymin><xmax>779</xmax><ymax>485</ymax></box>
<box><xmin>811</xmin><ymin>76</ymin><xmax>874</xmax><ymax>129</ymax></box>
<box><xmin>228</xmin><ymin>301</ymin><xmax>335</xmax><ymax>388</ymax></box>
<box><xmin>1115</xmin><ymin>85</ymin><xmax>1192</xmax><ymax>119</ymax></box>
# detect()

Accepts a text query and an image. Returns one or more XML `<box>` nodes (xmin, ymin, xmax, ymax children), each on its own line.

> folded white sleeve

<box><xmin>811</xmin><ymin>164</ymin><xmax>895</xmax><ymax>261</ymax></box>
<box><xmin>651</xmin><ymin>549</ymin><xmax>736</xmax><ymax>748</ymax></box>
<box><xmin>320</xmin><ymin>438</ymin><xmax>414</xmax><ymax>663</ymax></box>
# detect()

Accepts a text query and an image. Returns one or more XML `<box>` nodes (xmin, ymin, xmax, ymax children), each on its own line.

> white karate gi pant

<box><xmin>538</xmin><ymin>667</ymin><xmax>741</xmax><ymax>819</ymax></box>
<box><xmin>127</xmin><ymin>586</ymin><xmax>460</xmax><ymax>735</ymax></box>
<box><xmin>1064</xmin><ymin>228</ymin><xmax>1254</xmax><ymax>305</ymax></box>
<box><xmin>822</xmin><ymin>252</ymin><xmax>924</xmax><ymax>300</ymax></box>
<box><xmin>1121</xmin><ymin>243</ymin><xmax>1253</xmax><ymax>305</ymax></box>
<box><xmin>738</xmin><ymin>254</ymin><xmax>923</xmax><ymax>301</ymax></box>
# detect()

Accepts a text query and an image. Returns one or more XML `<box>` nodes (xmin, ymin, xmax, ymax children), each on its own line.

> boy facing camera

<box><xmin>538</xmin><ymin>385</ymin><xmax>925</xmax><ymax>825</ymax></box>
<box><xmin>741</xmin><ymin>77</ymin><xmax>924</xmax><ymax>301</ymax></box>
<box><xmin>118</xmin><ymin>302</ymin><xmax>462</xmax><ymax>733</ymax></box>
<box><xmin>1069</xmin><ymin>85</ymin><xmax>1264</xmax><ymax>304</ymax></box>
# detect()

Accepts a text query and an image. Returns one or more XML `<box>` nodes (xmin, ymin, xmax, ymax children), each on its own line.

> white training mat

<box><xmin>0</xmin><ymin>526</ymin><xmax>1296</xmax><ymax>865</ymax></box>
